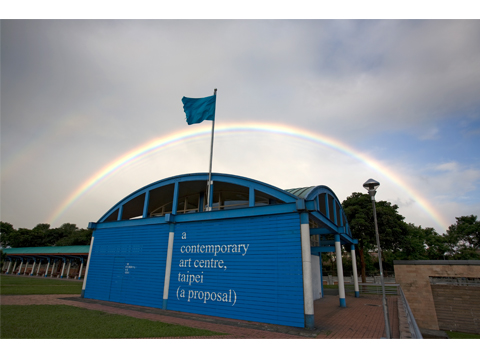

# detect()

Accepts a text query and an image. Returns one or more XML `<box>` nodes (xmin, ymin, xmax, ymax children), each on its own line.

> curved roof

<box><xmin>98</xmin><ymin>172</ymin><xmax>300</xmax><ymax>222</ymax></box>
<box><xmin>285</xmin><ymin>186</ymin><xmax>316</xmax><ymax>199</ymax></box>
<box><xmin>93</xmin><ymin>172</ymin><xmax>353</xmax><ymax>242</ymax></box>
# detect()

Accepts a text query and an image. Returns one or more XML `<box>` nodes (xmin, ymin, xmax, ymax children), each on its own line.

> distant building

<box><xmin>2</xmin><ymin>245</ymin><xmax>89</xmax><ymax>279</ymax></box>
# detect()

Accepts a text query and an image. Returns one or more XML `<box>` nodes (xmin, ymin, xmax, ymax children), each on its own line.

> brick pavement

<box><xmin>1</xmin><ymin>293</ymin><xmax>399</xmax><ymax>339</ymax></box>
<box><xmin>314</xmin><ymin>295</ymin><xmax>399</xmax><ymax>339</ymax></box>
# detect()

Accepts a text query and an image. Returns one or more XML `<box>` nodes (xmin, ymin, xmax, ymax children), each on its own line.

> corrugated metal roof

<box><xmin>2</xmin><ymin>245</ymin><xmax>90</xmax><ymax>255</ymax></box>
<box><xmin>284</xmin><ymin>186</ymin><xmax>316</xmax><ymax>199</ymax></box>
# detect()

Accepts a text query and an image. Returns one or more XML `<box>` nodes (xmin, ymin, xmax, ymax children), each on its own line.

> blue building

<box><xmin>83</xmin><ymin>173</ymin><xmax>359</xmax><ymax>328</ymax></box>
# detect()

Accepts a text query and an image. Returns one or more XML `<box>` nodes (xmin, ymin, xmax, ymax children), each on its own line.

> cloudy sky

<box><xmin>1</xmin><ymin>18</ymin><xmax>479</xmax><ymax>234</ymax></box>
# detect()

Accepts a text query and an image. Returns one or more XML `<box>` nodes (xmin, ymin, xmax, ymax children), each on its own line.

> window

<box><xmin>176</xmin><ymin>181</ymin><xmax>205</xmax><ymax>214</ymax></box>
<box><xmin>327</xmin><ymin>194</ymin><xmax>335</xmax><ymax>223</ymax></box>
<box><xmin>254</xmin><ymin>190</ymin><xmax>285</xmax><ymax>206</ymax></box>
<box><xmin>103</xmin><ymin>209</ymin><xmax>119</xmax><ymax>222</ymax></box>
<box><xmin>121</xmin><ymin>193</ymin><xmax>146</xmax><ymax>220</ymax></box>
<box><xmin>211</xmin><ymin>182</ymin><xmax>249</xmax><ymax>210</ymax></box>
<box><xmin>148</xmin><ymin>184</ymin><xmax>175</xmax><ymax>217</ymax></box>
<box><xmin>318</xmin><ymin>193</ymin><xmax>327</xmax><ymax>216</ymax></box>
<box><xmin>177</xmin><ymin>194</ymin><xmax>200</xmax><ymax>214</ymax></box>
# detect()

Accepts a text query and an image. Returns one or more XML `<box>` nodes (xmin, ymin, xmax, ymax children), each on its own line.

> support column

<box><xmin>23</xmin><ymin>259</ymin><xmax>30</xmax><ymax>275</ymax></box>
<box><xmin>79</xmin><ymin>259</ymin><xmax>84</xmax><ymax>280</ymax></box>
<box><xmin>335</xmin><ymin>234</ymin><xmax>346</xmax><ymax>307</ymax></box>
<box><xmin>60</xmin><ymin>259</ymin><xmax>66</xmax><ymax>278</ymax></box>
<box><xmin>17</xmin><ymin>259</ymin><xmax>24</xmax><ymax>275</ymax></box>
<box><xmin>163</xmin><ymin>222</ymin><xmax>175</xmax><ymax>309</ymax></box>
<box><xmin>31</xmin><ymin>259</ymin><xmax>37</xmax><ymax>276</ymax></box>
<box><xmin>12</xmin><ymin>259</ymin><xmax>18</xmax><ymax>274</ymax></box>
<box><xmin>81</xmin><ymin>236</ymin><xmax>94</xmax><ymax>297</ymax></box>
<box><xmin>36</xmin><ymin>260</ymin><xmax>42</xmax><ymax>276</ymax></box>
<box><xmin>6</xmin><ymin>260</ymin><xmax>13</xmax><ymax>274</ymax></box>
<box><xmin>51</xmin><ymin>260</ymin><xmax>57</xmax><ymax>277</ymax></box>
<box><xmin>66</xmin><ymin>259</ymin><xmax>72</xmax><ymax>279</ymax></box>
<box><xmin>351</xmin><ymin>245</ymin><xmax>360</xmax><ymax>298</ymax></box>
<box><xmin>300</xmin><ymin>212</ymin><xmax>314</xmax><ymax>329</ymax></box>
<box><xmin>45</xmin><ymin>259</ymin><xmax>51</xmax><ymax>277</ymax></box>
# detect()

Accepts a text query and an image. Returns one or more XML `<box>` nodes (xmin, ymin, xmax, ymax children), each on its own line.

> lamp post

<box><xmin>363</xmin><ymin>178</ymin><xmax>391</xmax><ymax>339</ymax></box>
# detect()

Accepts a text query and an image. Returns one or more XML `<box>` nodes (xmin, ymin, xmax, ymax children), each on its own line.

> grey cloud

<box><xmin>2</xmin><ymin>20</ymin><xmax>479</xmax><ymax>231</ymax></box>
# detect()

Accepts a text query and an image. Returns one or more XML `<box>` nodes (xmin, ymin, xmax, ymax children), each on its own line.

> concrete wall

<box><xmin>311</xmin><ymin>255</ymin><xmax>321</xmax><ymax>300</ymax></box>
<box><xmin>394</xmin><ymin>260</ymin><xmax>480</xmax><ymax>331</ymax></box>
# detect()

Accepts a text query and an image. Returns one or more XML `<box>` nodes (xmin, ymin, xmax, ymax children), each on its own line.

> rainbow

<box><xmin>47</xmin><ymin>122</ymin><xmax>450</xmax><ymax>230</ymax></box>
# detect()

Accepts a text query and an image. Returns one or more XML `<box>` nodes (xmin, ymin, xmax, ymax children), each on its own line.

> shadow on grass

<box><xmin>1</xmin><ymin>305</ymin><xmax>225</xmax><ymax>339</ymax></box>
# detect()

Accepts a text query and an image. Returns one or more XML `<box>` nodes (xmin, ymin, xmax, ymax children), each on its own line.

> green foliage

<box><xmin>341</xmin><ymin>192</ymin><xmax>480</xmax><ymax>276</ymax></box>
<box><xmin>342</xmin><ymin>192</ymin><xmax>409</xmax><ymax>253</ymax></box>
<box><xmin>444</xmin><ymin>215</ymin><xmax>480</xmax><ymax>259</ymax></box>
<box><xmin>1</xmin><ymin>305</ymin><xmax>224</xmax><ymax>339</ymax></box>
<box><xmin>0</xmin><ymin>250</ymin><xmax>5</xmax><ymax>268</ymax></box>
<box><xmin>342</xmin><ymin>192</ymin><xmax>409</xmax><ymax>280</ymax></box>
<box><xmin>0</xmin><ymin>221</ymin><xmax>92</xmax><ymax>248</ymax></box>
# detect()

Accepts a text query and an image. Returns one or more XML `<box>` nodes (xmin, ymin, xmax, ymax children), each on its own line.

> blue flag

<box><xmin>182</xmin><ymin>94</ymin><xmax>216</xmax><ymax>125</ymax></box>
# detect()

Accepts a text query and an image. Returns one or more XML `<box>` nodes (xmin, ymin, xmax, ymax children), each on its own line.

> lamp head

<box><xmin>363</xmin><ymin>178</ymin><xmax>380</xmax><ymax>199</ymax></box>
<box><xmin>363</xmin><ymin>178</ymin><xmax>380</xmax><ymax>191</ymax></box>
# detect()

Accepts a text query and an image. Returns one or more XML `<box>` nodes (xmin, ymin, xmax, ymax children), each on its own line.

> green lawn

<box><xmin>1</xmin><ymin>305</ymin><xmax>224</xmax><ymax>339</ymax></box>
<box><xmin>447</xmin><ymin>331</ymin><xmax>480</xmax><ymax>339</ymax></box>
<box><xmin>1</xmin><ymin>274</ymin><xmax>82</xmax><ymax>295</ymax></box>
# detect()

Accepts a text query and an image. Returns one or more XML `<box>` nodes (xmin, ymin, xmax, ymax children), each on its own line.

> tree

<box><xmin>54</xmin><ymin>223</ymin><xmax>92</xmax><ymax>246</ymax></box>
<box><xmin>0</xmin><ymin>222</ymin><xmax>92</xmax><ymax>248</ymax></box>
<box><xmin>342</xmin><ymin>192</ymin><xmax>409</xmax><ymax>282</ymax></box>
<box><xmin>381</xmin><ymin>224</ymin><xmax>432</xmax><ymax>273</ymax></box>
<box><xmin>444</xmin><ymin>215</ymin><xmax>480</xmax><ymax>259</ymax></box>
<box><xmin>446</xmin><ymin>215</ymin><xmax>480</xmax><ymax>249</ymax></box>
<box><xmin>0</xmin><ymin>222</ymin><xmax>15</xmax><ymax>248</ymax></box>
<box><xmin>399</xmin><ymin>224</ymin><xmax>431</xmax><ymax>260</ymax></box>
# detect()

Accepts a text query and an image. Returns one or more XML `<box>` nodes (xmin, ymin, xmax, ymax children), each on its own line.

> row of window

<box><xmin>318</xmin><ymin>193</ymin><xmax>347</xmax><ymax>228</ymax></box>
<box><xmin>102</xmin><ymin>181</ymin><xmax>350</xmax><ymax>236</ymax></box>
<box><xmin>103</xmin><ymin>181</ymin><xmax>284</xmax><ymax>222</ymax></box>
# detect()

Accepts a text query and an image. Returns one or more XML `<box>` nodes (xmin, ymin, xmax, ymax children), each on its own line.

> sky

<box><xmin>1</xmin><ymin>17</ymin><xmax>480</xmax><ymax>235</ymax></box>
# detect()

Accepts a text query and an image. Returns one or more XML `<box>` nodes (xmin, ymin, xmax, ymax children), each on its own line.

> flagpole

<box><xmin>205</xmin><ymin>88</ymin><xmax>217</xmax><ymax>211</ymax></box>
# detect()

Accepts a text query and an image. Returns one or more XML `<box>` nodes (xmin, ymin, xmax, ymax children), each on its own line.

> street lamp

<box><xmin>363</xmin><ymin>178</ymin><xmax>391</xmax><ymax>339</ymax></box>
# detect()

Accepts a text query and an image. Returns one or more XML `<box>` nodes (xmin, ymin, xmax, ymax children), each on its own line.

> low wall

<box><xmin>394</xmin><ymin>260</ymin><xmax>480</xmax><ymax>333</ymax></box>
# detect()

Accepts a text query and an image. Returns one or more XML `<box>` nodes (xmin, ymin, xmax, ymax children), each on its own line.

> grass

<box><xmin>1</xmin><ymin>305</ymin><xmax>224</xmax><ymax>339</ymax></box>
<box><xmin>447</xmin><ymin>330</ymin><xmax>480</xmax><ymax>339</ymax></box>
<box><xmin>1</xmin><ymin>274</ymin><xmax>82</xmax><ymax>295</ymax></box>
<box><xmin>1</xmin><ymin>274</ymin><xmax>225</xmax><ymax>338</ymax></box>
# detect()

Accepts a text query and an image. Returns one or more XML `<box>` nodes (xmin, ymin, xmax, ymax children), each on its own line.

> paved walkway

<box><xmin>1</xmin><ymin>293</ymin><xmax>399</xmax><ymax>339</ymax></box>
<box><xmin>315</xmin><ymin>294</ymin><xmax>399</xmax><ymax>339</ymax></box>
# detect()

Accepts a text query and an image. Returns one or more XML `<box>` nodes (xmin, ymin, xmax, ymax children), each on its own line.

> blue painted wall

<box><xmin>85</xmin><ymin>213</ymin><xmax>305</xmax><ymax>327</ymax></box>
<box><xmin>167</xmin><ymin>213</ymin><xmax>304</xmax><ymax>327</ymax></box>
<box><xmin>84</xmin><ymin>224</ymin><xmax>170</xmax><ymax>308</ymax></box>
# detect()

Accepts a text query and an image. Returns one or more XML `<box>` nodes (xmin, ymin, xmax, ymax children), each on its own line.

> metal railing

<box><xmin>398</xmin><ymin>286</ymin><xmax>423</xmax><ymax>339</ymax></box>
<box><xmin>344</xmin><ymin>283</ymin><xmax>399</xmax><ymax>295</ymax></box>
<box><xmin>324</xmin><ymin>275</ymin><xmax>397</xmax><ymax>285</ymax></box>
